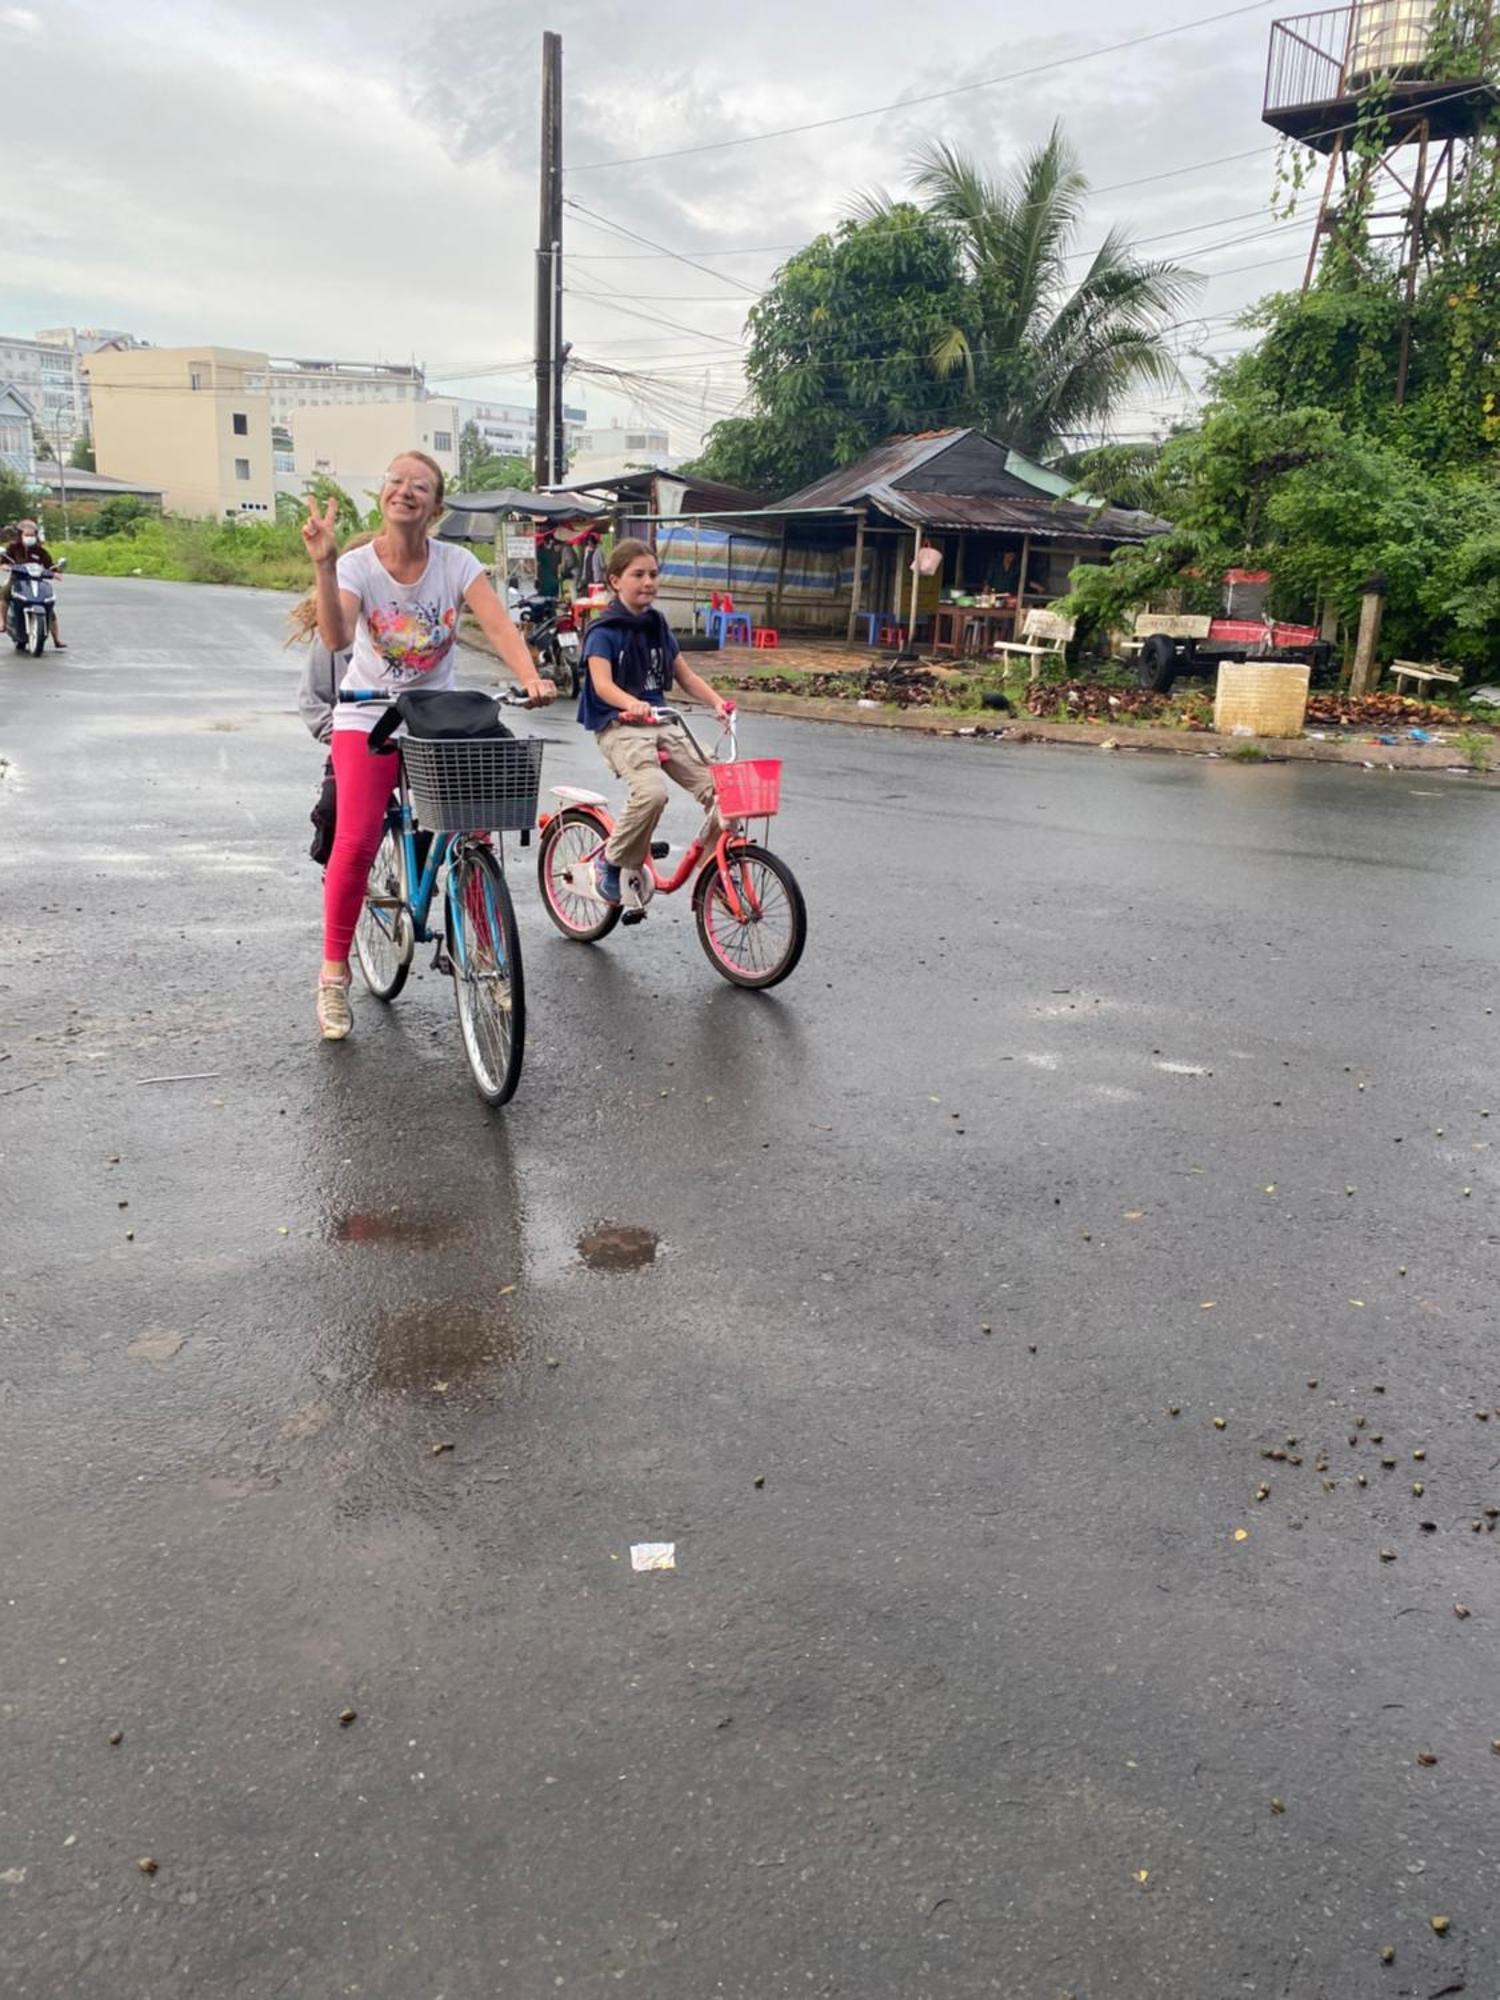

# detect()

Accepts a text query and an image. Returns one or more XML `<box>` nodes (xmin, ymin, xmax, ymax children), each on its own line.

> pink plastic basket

<box><xmin>711</xmin><ymin>757</ymin><xmax>782</xmax><ymax>817</ymax></box>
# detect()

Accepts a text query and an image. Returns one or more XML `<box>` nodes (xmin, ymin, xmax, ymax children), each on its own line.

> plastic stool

<box><xmin>710</xmin><ymin>609</ymin><xmax>752</xmax><ymax>645</ymax></box>
<box><xmin>751</xmin><ymin>628</ymin><xmax>779</xmax><ymax>649</ymax></box>
<box><xmin>878</xmin><ymin>620</ymin><xmax>904</xmax><ymax>647</ymax></box>
<box><xmin>852</xmin><ymin>610</ymin><xmax>881</xmax><ymax>645</ymax></box>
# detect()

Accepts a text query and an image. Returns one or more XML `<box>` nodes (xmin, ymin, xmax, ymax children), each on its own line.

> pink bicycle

<box><xmin>536</xmin><ymin>704</ymin><xmax>807</xmax><ymax>989</ymax></box>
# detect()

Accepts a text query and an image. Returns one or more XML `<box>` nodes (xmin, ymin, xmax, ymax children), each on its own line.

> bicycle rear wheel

<box><xmin>354</xmin><ymin>827</ymin><xmax>413</xmax><ymax>1001</ymax></box>
<box><xmin>448</xmin><ymin>844</ymin><xmax>525</xmax><ymax>1105</ymax></box>
<box><xmin>693</xmin><ymin>841</ymin><xmax>807</xmax><ymax>990</ymax></box>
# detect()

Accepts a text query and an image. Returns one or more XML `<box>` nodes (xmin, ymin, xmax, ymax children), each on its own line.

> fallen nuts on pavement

<box><xmin>1379</xmin><ymin>1945</ymin><xmax>1395</xmax><ymax>1965</ymax></box>
<box><xmin>108</xmin><ymin>1730</ymin><xmax>123</xmax><ymax>1747</ymax></box>
<box><xmin>1430</xmin><ymin>1916</ymin><xmax>1451</xmax><ymax>1936</ymax></box>
<box><xmin>136</xmin><ymin>1857</ymin><xmax>159</xmax><ymax>1876</ymax></box>
<box><xmin>1417</xmin><ymin>1751</ymin><xmax>1439</xmax><ymax>1767</ymax></box>
<box><xmin>1212</xmin><ymin>1416</ymin><xmax>1227</xmax><ymax>1430</ymax></box>
<box><xmin>1455</xmin><ymin>1603</ymin><xmax>1472</xmax><ymax>1619</ymax></box>
<box><xmin>1269</xmin><ymin>1797</ymin><xmax>1286</xmax><ymax>1814</ymax></box>
<box><xmin>339</xmin><ymin>1708</ymin><xmax>357</xmax><ymax>1727</ymax></box>
<box><xmin>430</xmin><ymin>1442</ymin><xmax>454</xmax><ymax>1456</ymax></box>
<box><xmin>1379</xmin><ymin>1547</ymin><xmax>1397</xmax><ymax>1562</ymax></box>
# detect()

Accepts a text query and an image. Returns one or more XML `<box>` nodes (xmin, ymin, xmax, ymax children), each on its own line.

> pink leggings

<box><xmin>323</xmin><ymin>732</ymin><xmax>398</xmax><ymax>962</ymax></box>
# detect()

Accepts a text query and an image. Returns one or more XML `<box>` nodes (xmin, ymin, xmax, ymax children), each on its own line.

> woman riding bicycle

<box><xmin>301</xmin><ymin>451</ymin><xmax>555</xmax><ymax>1040</ymax></box>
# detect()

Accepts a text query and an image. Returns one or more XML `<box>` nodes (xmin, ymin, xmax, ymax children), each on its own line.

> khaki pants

<box><xmin>598</xmin><ymin>721</ymin><xmax>719</xmax><ymax>870</ymax></box>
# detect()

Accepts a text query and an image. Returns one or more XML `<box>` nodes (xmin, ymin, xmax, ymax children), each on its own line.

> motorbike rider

<box><xmin>2</xmin><ymin>520</ymin><xmax>65</xmax><ymax>648</ymax></box>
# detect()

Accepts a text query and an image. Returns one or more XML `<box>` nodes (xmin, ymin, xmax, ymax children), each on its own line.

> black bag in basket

<box><xmin>366</xmin><ymin>688</ymin><xmax>515</xmax><ymax>752</ymax></box>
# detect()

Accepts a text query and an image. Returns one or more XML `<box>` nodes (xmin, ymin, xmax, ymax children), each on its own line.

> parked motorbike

<box><xmin>512</xmin><ymin>590</ymin><xmax>582</xmax><ymax>698</ymax></box>
<box><xmin>4</xmin><ymin>557</ymin><xmax>65</xmax><ymax>657</ymax></box>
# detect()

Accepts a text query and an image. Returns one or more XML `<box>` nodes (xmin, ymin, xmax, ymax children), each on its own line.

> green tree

<box><xmin>1052</xmin><ymin>440</ymin><xmax>1170</xmax><ymax>513</ymax></box>
<box><xmin>460</xmin><ymin>448</ymin><xmax>534</xmax><ymax>493</ymax></box>
<box><xmin>0</xmin><ymin>463</ymin><xmax>33</xmax><ymax>526</ymax></box>
<box><xmin>304</xmin><ymin>473</ymin><xmax>363</xmax><ymax>537</ymax></box>
<box><xmin>686</xmin><ymin>204</ymin><xmax>974</xmax><ymax>493</ymax></box>
<box><xmin>881</xmin><ymin>127</ymin><xmax>1196</xmax><ymax>459</ymax></box>
<box><xmin>68</xmin><ymin>433</ymin><xmax>96</xmax><ymax>472</ymax></box>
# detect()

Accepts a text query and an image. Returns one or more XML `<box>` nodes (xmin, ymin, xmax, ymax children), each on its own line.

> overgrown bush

<box><xmin>59</xmin><ymin>514</ymin><xmax>311</xmax><ymax>591</ymax></box>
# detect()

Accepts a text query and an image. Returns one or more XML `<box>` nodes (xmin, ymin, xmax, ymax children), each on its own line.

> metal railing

<box><xmin>1266</xmin><ymin>6</ymin><xmax>1354</xmax><ymax>113</ymax></box>
<box><xmin>1264</xmin><ymin>0</ymin><xmax>1489</xmax><ymax>114</ymax></box>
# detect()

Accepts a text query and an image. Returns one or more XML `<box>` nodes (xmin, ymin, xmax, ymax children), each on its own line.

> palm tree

<box><xmin>869</xmin><ymin>126</ymin><xmax>1198</xmax><ymax>460</ymax></box>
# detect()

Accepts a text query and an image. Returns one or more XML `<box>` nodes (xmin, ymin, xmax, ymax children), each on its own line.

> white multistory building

<box><xmin>0</xmin><ymin>327</ymin><xmax>143</xmax><ymax>451</ymax></box>
<box><xmin>451</xmin><ymin>398</ymin><xmax>588</xmax><ymax>475</ymax></box>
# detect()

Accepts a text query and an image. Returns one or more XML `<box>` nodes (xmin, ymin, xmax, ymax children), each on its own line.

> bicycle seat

<box><xmin>550</xmin><ymin>784</ymin><xmax>609</xmax><ymax>806</ymax></box>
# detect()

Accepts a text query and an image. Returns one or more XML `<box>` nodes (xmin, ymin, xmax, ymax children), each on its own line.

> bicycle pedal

<box><xmin>649</xmin><ymin>840</ymin><xmax>671</xmax><ymax>859</ymax></box>
<box><xmin>621</xmin><ymin>908</ymin><xmax>647</xmax><ymax>926</ymax></box>
<box><xmin>432</xmin><ymin>945</ymin><xmax>453</xmax><ymax>974</ymax></box>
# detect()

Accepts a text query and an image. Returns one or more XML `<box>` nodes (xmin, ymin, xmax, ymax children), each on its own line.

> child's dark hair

<box><xmin>606</xmin><ymin>537</ymin><xmax>656</xmax><ymax>583</ymax></box>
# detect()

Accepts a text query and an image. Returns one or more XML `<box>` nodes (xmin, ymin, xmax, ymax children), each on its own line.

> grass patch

<box><xmin>1225</xmin><ymin>740</ymin><xmax>1268</xmax><ymax>761</ymax></box>
<box><xmin>1454</xmin><ymin>729</ymin><xmax>1494</xmax><ymax>772</ymax></box>
<box><xmin>58</xmin><ymin>516</ymin><xmax>310</xmax><ymax>592</ymax></box>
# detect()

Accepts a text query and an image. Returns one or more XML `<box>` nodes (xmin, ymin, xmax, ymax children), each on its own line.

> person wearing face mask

<box><xmin>1</xmin><ymin>520</ymin><xmax>65</xmax><ymax>648</ymax></box>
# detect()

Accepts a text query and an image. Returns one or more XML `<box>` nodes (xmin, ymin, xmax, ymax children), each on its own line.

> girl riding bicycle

<box><xmin>579</xmin><ymin>539</ymin><xmax>729</xmax><ymax>906</ymax></box>
<box><xmin>301</xmin><ymin>451</ymin><xmax>555</xmax><ymax>1040</ymax></box>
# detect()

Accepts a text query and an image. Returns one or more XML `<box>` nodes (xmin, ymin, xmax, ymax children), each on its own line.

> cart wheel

<box><xmin>1139</xmin><ymin>634</ymin><xmax>1178</xmax><ymax>693</ymax></box>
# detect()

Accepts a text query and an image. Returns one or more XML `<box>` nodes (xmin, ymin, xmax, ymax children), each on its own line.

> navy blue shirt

<box><xmin>578</xmin><ymin>606</ymin><xmax>680</xmax><ymax>733</ymax></box>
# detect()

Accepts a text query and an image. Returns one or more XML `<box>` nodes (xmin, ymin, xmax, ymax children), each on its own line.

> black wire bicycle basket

<box><xmin>399</xmin><ymin>736</ymin><xmax>545</xmax><ymax>833</ymax></box>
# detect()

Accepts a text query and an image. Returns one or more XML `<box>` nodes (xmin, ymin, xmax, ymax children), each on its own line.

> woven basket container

<box><xmin>1214</xmin><ymin>663</ymin><xmax>1310</xmax><ymax>739</ymax></box>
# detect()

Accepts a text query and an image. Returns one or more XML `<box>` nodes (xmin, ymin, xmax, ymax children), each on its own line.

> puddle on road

<box><xmin>359</xmin><ymin>1301</ymin><xmax>520</xmax><ymax>1392</ymax></box>
<box><xmin>332</xmin><ymin>1211</ymin><xmax>465</xmax><ymax>1250</ymax></box>
<box><xmin>577</xmin><ymin>1224</ymin><xmax>660</xmax><ymax>1273</ymax></box>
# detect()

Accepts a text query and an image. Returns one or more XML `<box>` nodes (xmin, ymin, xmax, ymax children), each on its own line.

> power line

<box><xmin>565</xmin><ymin>198</ymin><xmax>762</xmax><ymax>296</ymax></box>
<box><xmin>566</xmin><ymin>0</ymin><xmax>1280</xmax><ymax>172</ymax></box>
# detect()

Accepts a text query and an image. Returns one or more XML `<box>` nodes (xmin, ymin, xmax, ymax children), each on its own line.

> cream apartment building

<box><xmin>85</xmin><ymin>347</ymin><xmax>275</xmax><ymax>519</ymax></box>
<box><xmin>290</xmin><ymin>399</ymin><xmax>461</xmax><ymax>514</ymax></box>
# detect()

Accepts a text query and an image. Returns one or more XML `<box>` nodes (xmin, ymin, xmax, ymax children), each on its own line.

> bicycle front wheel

<box><xmin>354</xmin><ymin>828</ymin><xmax>413</xmax><ymax>1001</ymax></box>
<box><xmin>693</xmin><ymin>842</ymin><xmax>807</xmax><ymax>990</ymax></box>
<box><xmin>538</xmin><ymin>809</ymin><xmax>621</xmax><ymax>942</ymax></box>
<box><xmin>448</xmin><ymin>845</ymin><xmax>525</xmax><ymax>1105</ymax></box>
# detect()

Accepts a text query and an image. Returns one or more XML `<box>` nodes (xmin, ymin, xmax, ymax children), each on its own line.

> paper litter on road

<box><xmin>630</xmin><ymin>1543</ymin><xmax>676</xmax><ymax>1572</ymax></box>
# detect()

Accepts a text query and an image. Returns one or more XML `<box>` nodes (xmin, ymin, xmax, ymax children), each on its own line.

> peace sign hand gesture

<box><xmin>301</xmin><ymin>496</ymin><xmax>340</xmax><ymax>567</ymax></box>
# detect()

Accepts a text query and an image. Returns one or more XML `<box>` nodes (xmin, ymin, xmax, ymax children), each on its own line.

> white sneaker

<box><xmin>316</xmin><ymin>978</ymin><xmax>352</xmax><ymax>1040</ymax></box>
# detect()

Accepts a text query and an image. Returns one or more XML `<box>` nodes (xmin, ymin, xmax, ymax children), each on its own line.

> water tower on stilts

<box><xmin>1262</xmin><ymin>0</ymin><xmax>1499</xmax><ymax>399</ymax></box>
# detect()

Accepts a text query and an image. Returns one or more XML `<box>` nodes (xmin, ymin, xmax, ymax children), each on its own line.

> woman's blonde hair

<box><xmin>286</xmin><ymin>529</ymin><xmax>377</xmax><ymax>643</ymax></box>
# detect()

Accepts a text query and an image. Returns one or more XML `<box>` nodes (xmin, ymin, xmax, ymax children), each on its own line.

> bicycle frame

<box><xmin>541</xmin><ymin>705</ymin><xmax>766</xmax><ymax>921</ymax></box>
<box><xmin>364</xmin><ymin>762</ymin><xmax>498</xmax><ymax>980</ymax></box>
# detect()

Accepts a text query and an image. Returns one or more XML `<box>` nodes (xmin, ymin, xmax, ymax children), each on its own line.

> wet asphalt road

<box><xmin>3</xmin><ymin>576</ymin><xmax>1500</xmax><ymax>2000</ymax></box>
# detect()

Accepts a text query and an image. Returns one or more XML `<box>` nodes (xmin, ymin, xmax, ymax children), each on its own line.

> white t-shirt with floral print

<box><xmin>332</xmin><ymin>538</ymin><xmax>485</xmax><ymax>733</ymax></box>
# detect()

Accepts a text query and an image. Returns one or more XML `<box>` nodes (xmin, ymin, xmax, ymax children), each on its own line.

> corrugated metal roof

<box><xmin>874</xmin><ymin>487</ymin><xmax>1166</xmax><ymax>544</ymax></box>
<box><xmin>445</xmin><ymin>487</ymin><xmax>606</xmax><ymax>519</ymax></box>
<box><xmin>560</xmin><ymin>469</ymin><xmax>768</xmax><ymax>511</ymax></box>
<box><xmin>777</xmin><ymin>430</ymin><xmax>974</xmax><ymax>509</ymax></box>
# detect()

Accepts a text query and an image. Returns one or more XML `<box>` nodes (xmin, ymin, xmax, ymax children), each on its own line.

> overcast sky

<box><xmin>5</xmin><ymin>0</ymin><xmax>1306</xmax><ymax>447</ymax></box>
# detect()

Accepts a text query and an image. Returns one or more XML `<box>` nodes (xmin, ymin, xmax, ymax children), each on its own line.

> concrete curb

<box><xmin>455</xmin><ymin>632</ymin><xmax>1495</xmax><ymax>779</ymax></box>
<box><xmin>715</xmin><ymin>688</ymin><xmax>1496</xmax><ymax>774</ymax></box>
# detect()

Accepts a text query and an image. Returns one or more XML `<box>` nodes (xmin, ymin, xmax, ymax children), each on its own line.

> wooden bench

<box><xmin>992</xmin><ymin>608</ymin><xmax>1076</xmax><ymax>679</ymax></box>
<box><xmin>1118</xmin><ymin>611</ymin><xmax>1214</xmax><ymax>657</ymax></box>
<box><xmin>1390</xmin><ymin>659</ymin><xmax>1462</xmax><ymax>695</ymax></box>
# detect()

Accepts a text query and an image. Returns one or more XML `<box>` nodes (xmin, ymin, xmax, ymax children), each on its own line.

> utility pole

<box><xmin>534</xmin><ymin>31</ymin><xmax>562</xmax><ymax>490</ymax></box>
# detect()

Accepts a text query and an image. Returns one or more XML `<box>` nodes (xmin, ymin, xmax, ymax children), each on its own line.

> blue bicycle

<box><xmin>342</xmin><ymin>694</ymin><xmax>544</xmax><ymax>1106</ymax></box>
